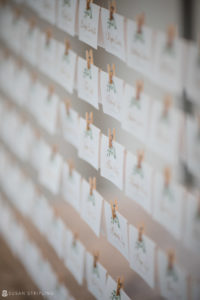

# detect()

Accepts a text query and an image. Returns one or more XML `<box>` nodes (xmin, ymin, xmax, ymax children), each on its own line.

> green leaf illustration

<box><xmin>107</xmin><ymin>146</ymin><xmax>116</xmax><ymax>159</ymax></box>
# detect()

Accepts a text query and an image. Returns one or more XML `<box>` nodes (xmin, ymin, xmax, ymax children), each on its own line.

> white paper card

<box><xmin>39</xmin><ymin>32</ymin><xmax>57</xmax><ymax>78</ymax></box>
<box><xmin>104</xmin><ymin>201</ymin><xmax>129</xmax><ymax>260</ymax></box>
<box><xmin>129</xmin><ymin>224</ymin><xmax>155</xmax><ymax>288</ymax></box>
<box><xmin>57</xmin><ymin>0</ymin><xmax>77</xmax><ymax>36</ymax></box>
<box><xmin>78</xmin><ymin>0</ymin><xmax>100</xmax><ymax>49</ymax></box>
<box><xmin>100</xmin><ymin>134</ymin><xmax>124</xmax><ymax>190</ymax></box>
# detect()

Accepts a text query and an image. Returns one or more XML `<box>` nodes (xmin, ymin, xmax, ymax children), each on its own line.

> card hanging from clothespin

<box><xmin>137</xmin><ymin>150</ymin><xmax>144</xmax><ymax>169</ymax></box>
<box><xmin>93</xmin><ymin>250</ymin><xmax>99</xmax><ymax>268</ymax></box>
<box><xmin>65</xmin><ymin>99</ymin><xmax>71</xmax><ymax>115</ymax></box>
<box><xmin>72</xmin><ymin>232</ymin><xmax>78</xmax><ymax>247</ymax></box>
<box><xmin>166</xmin><ymin>25</ymin><xmax>176</xmax><ymax>49</ymax></box>
<box><xmin>51</xmin><ymin>144</ymin><xmax>58</xmax><ymax>160</ymax></box>
<box><xmin>67</xmin><ymin>159</ymin><xmax>74</xmax><ymax>176</ymax></box>
<box><xmin>86</xmin><ymin>0</ymin><xmax>93</xmax><ymax>10</ymax></box>
<box><xmin>116</xmin><ymin>277</ymin><xmax>124</xmax><ymax>296</ymax></box>
<box><xmin>86</xmin><ymin>112</ymin><xmax>93</xmax><ymax>130</ymax></box>
<box><xmin>167</xmin><ymin>250</ymin><xmax>175</xmax><ymax>271</ymax></box>
<box><xmin>107</xmin><ymin>64</ymin><xmax>115</xmax><ymax>84</ymax></box>
<box><xmin>65</xmin><ymin>39</ymin><xmax>70</xmax><ymax>55</ymax></box>
<box><xmin>108</xmin><ymin>128</ymin><xmax>115</xmax><ymax>148</ymax></box>
<box><xmin>162</xmin><ymin>94</ymin><xmax>172</xmax><ymax>118</ymax></box>
<box><xmin>136</xmin><ymin>13</ymin><xmax>145</xmax><ymax>34</ymax></box>
<box><xmin>109</xmin><ymin>0</ymin><xmax>116</xmax><ymax>20</ymax></box>
<box><xmin>138</xmin><ymin>224</ymin><xmax>144</xmax><ymax>242</ymax></box>
<box><xmin>110</xmin><ymin>199</ymin><xmax>118</xmax><ymax>219</ymax></box>
<box><xmin>45</xmin><ymin>29</ymin><xmax>52</xmax><ymax>47</ymax></box>
<box><xmin>89</xmin><ymin>177</ymin><xmax>96</xmax><ymax>195</ymax></box>
<box><xmin>135</xmin><ymin>80</ymin><xmax>144</xmax><ymax>100</ymax></box>
<box><xmin>164</xmin><ymin>167</ymin><xmax>171</xmax><ymax>188</ymax></box>
<box><xmin>86</xmin><ymin>49</ymin><xmax>93</xmax><ymax>69</ymax></box>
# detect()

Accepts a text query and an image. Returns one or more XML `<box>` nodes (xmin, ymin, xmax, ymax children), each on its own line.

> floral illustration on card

<box><xmin>133</xmin><ymin>164</ymin><xmax>144</xmax><ymax>178</ymax></box>
<box><xmin>63</xmin><ymin>0</ymin><xmax>71</xmax><ymax>7</ymax></box>
<box><xmin>107</xmin><ymin>17</ymin><xmax>117</xmax><ymax>30</ymax></box>
<box><xmin>84</xmin><ymin>128</ymin><xmax>93</xmax><ymax>140</ymax></box>
<box><xmin>83</xmin><ymin>67</ymin><xmax>92</xmax><ymax>79</ymax></box>
<box><xmin>87</xmin><ymin>193</ymin><xmax>95</xmax><ymax>206</ymax></box>
<box><xmin>134</xmin><ymin>31</ymin><xmax>145</xmax><ymax>43</ymax></box>
<box><xmin>166</xmin><ymin>267</ymin><xmax>178</xmax><ymax>282</ymax></box>
<box><xmin>129</xmin><ymin>96</ymin><xmax>141</xmax><ymax>109</ymax></box>
<box><xmin>135</xmin><ymin>239</ymin><xmax>146</xmax><ymax>254</ymax></box>
<box><xmin>92</xmin><ymin>265</ymin><xmax>100</xmax><ymax>278</ymax></box>
<box><xmin>107</xmin><ymin>81</ymin><xmax>116</xmax><ymax>93</ymax></box>
<box><xmin>111</xmin><ymin>215</ymin><xmax>120</xmax><ymax>229</ymax></box>
<box><xmin>111</xmin><ymin>290</ymin><xmax>121</xmax><ymax>300</ymax></box>
<box><xmin>84</xmin><ymin>7</ymin><xmax>92</xmax><ymax>19</ymax></box>
<box><xmin>107</xmin><ymin>146</ymin><xmax>116</xmax><ymax>159</ymax></box>
<box><xmin>163</xmin><ymin>43</ymin><xmax>176</xmax><ymax>57</ymax></box>
<box><xmin>63</xmin><ymin>53</ymin><xmax>70</xmax><ymax>64</ymax></box>
<box><xmin>71</xmin><ymin>241</ymin><xmax>78</xmax><ymax>254</ymax></box>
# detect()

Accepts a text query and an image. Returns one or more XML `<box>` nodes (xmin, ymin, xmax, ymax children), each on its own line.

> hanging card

<box><xmin>60</xmin><ymin>102</ymin><xmax>79</xmax><ymax>149</ymax></box>
<box><xmin>125</xmin><ymin>151</ymin><xmax>153</xmax><ymax>214</ymax></box>
<box><xmin>149</xmin><ymin>101</ymin><xmax>182</xmax><ymax>164</ymax></box>
<box><xmin>22</xmin><ymin>20</ymin><xmax>39</xmax><ymax>65</ymax></box>
<box><xmin>86</xmin><ymin>252</ymin><xmax>107</xmax><ymax>300</ymax></box>
<box><xmin>14</xmin><ymin>69</ymin><xmax>31</xmax><ymax>106</ymax></box>
<box><xmin>104</xmin><ymin>201</ymin><xmax>129</xmax><ymax>260</ymax></box>
<box><xmin>39</xmin><ymin>150</ymin><xmax>62</xmax><ymax>195</ymax></box>
<box><xmin>39</xmin><ymin>0</ymin><xmax>56</xmax><ymax>24</ymax></box>
<box><xmin>78</xmin><ymin>0</ymin><xmax>100</xmax><ymax>49</ymax></box>
<box><xmin>129</xmin><ymin>224</ymin><xmax>155</xmax><ymax>288</ymax></box>
<box><xmin>56</xmin><ymin>41</ymin><xmax>76</xmax><ymax>94</ymax></box>
<box><xmin>100</xmin><ymin>134</ymin><xmax>124</xmax><ymax>190</ymax></box>
<box><xmin>81</xmin><ymin>179</ymin><xmax>103</xmax><ymax>236</ymax></box>
<box><xmin>185</xmin><ymin>42</ymin><xmax>200</xmax><ymax>104</ymax></box>
<box><xmin>127</xmin><ymin>19</ymin><xmax>154</xmax><ymax>76</ymax></box>
<box><xmin>100</xmin><ymin>70</ymin><xmax>123</xmax><ymax>122</ymax></box>
<box><xmin>61</xmin><ymin>161</ymin><xmax>81</xmax><ymax>212</ymax></box>
<box><xmin>184</xmin><ymin>192</ymin><xmax>200</xmax><ymax>253</ymax></box>
<box><xmin>101</xmin><ymin>8</ymin><xmax>125</xmax><ymax>60</ymax></box>
<box><xmin>158</xmin><ymin>249</ymin><xmax>188</xmax><ymax>300</ymax></box>
<box><xmin>30</xmin><ymin>138</ymin><xmax>50</xmax><ymax>173</ymax></box>
<box><xmin>77</xmin><ymin>56</ymin><xmax>99</xmax><ymax>108</ymax></box>
<box><xmin>153</xmin><ymin>172</ymin><xmax>184</xmax><ymax>239</ymax></box>
<box><xmin>57</xmin><ymin>0</ymin><xmax>77</xmax><ymax>36</ymax></box>
<box><xmin>32</xmin><ymin>82</ymin><xmax>48</xmax><ymax>122</ymax></box>
<box><xmin>15</xmin><ymin>123</ymin><xmax>35</xmax><ymax>162</ymax></box>
<box><xmin>122</xmin><ymin>84</ymin><xmax>151</xmax><ymax>142</ymax></box>
<box><xmin>78</xmin><ymin>118</ymin><xmax>100</xmax><ymax>169</ymax></box>
<box><xmin>65</xmin><ymin>230</ymin><xmax>85</xmax><ymax>285</ymax></box>
<box><xmin>105</xmin><ymin>275</ymin><xmax>131</xmax><ymax>300</ymax></box>
<box><xmin>154</xmin><ymin>32</ymin><xmax>184</xmax><ymax>94</ymax></box>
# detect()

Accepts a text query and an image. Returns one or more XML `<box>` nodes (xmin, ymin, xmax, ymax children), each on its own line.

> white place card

<box><xmin>100</xmin><ymin>70</ymin><xmax>124</xmax><ymax>122</ymax></box>
<box><xmin>105</xmin><ymin>275</ymin><xmax>131</xmax><ymax>300</ymax></box>
<box><xmin>78</xmin><ymin>118</ymin><xmax>100</xmax><ymax>169</ymax></box>
<box><xmin>125</xmin><ymin>151</ymin><xmax>153</xmax><ymax>214</ymax></box>
<box><xmin>81</xmin><ymin>179</ymin><xmax>103</xmax><ymax>236</ymax></box>
<box><xmin>158</xmin><ymin>249</ymin><xmax>188</xmax><ymax>300</ymax></box>
<box><xmin>100</xmin><ymin>134</ymin><xmax>124</xmax><ymax>190</ymax></box>
<box><xmin>101</xmin><ymin>8</ymin><xmax>125</xmax><ymax>60</ymax></box>
<box><xmin>61</xmin><ymin>161</ymin><xmax>81</xmax><ymax>213</ymax></box>
<box><xmin>129</xmin><ymin>224</ymin><xmax>155</xmax><ymax>288</ymax></box>
<box><xmin>65</xmin><ymin>230</ymin><xmax>85</xmax><ymax>285</ymax></box>
<box><xmin>122</xmin><ymin>83</ymin><xmax>151</xmax><ymax>142</ymax></box>
<box><xmin>60</xmin><ymin>102</ymin><xmax>79</xmax><ymax>149</ymax></box>
<box><xmin>78</xmin><ymin>0</ymin><xmax>100</xmax><ymax>49</ymax></box>
<box><xmin>86</xmin><ymin>252</ymin><xmax>107</xmax><ymax>300</ymax></box>
<box><xmin>104</xmin><ymin>201</ymin><xmax>129</xmax><ymax>260</ymax></box>
<box><xmin>127</xmin><ymin>19</ymin><xmax>154</xmax><ymax>76</ymax></box>
<box><xmin>57</xmin><ymin>0</ymin><xmax>77</xmax><ymax>36</ymax></box>
<box><xmin>77</xmin><ymin>56</ymin><xmax>99</xmax><ymax>108</ymax></box>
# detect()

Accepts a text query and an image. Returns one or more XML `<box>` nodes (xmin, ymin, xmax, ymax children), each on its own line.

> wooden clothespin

<box><xmin>162</xmin><ymin>94</ymin><xmax>172</xmax><ymax>117</ymax></box>
<box><xmin>68</xmin><ymin>159</ymin><xmax>74</xmax><ymax>176</ymax></box>
<box><xmin>116</xmin><ymin>277</ymin><xmax>124</xmax><ymax>296</ymax></box>
<box><xmin>138</xmin><ymin>225</ymin><xmax>144</xmax><ymax>242</ymax></box>
<box><xmin>107</xmin><ymin>64</ymin><xmax>115</xmax><ymax>84</ymax></box>
<box><xmin>137</xmin><ymin>150</ymin><xmax>144</xmax><ymax>169</ymax></box>
<box><xmin>111</xmin><ymin>199</ymin><xmax>118</xmax><ymax>219</ymax></box>
<box><xmin>136</xmin><ymin>13</ymin><xmax>145</xmax><ymax>34</ymax></box>
<box><xmin>89</xmin><ymin>177</ymin><xmax>96</xmax><ymax>195</ymax></box>
<box><xmin>135</xmin><ymin>80</ymin><xmax>144</xmax><ymax>100</ymax></box>
<box><xmin>166</xmin><ymin>25</ymin><xmax>176</xmax><ymax>48</ymax></box>
<box><xmin>65</xmin><ymin>39</ymin><xmax>70</xmax><ymax>55</ymax></box>
<box><xmin>108</xmin><ymin>128</ymin><xmax>115</xmax><ymax>148</ymax></box>
<box><xmin>86</xmin><ymin>112</ymin><xmax>93</xmax><ymax>130</ymax></box>
<box><xmin>65</xmin><ymin>99</ymin><xmax>71</xmax><ymax>115</ymax></box>
<box><xmin>86</xmin><ymin>0</ymin><xmax>93</xmax><ymax>10</ymax></box>
<box><xmin>45</xmin><ymin>29</ymin><xmax>52</xmax><ymax>46</ymax></box>
<box><xmin>109</xmin><ymin>0</ymin><xmax>116</xmax><ymax>20</ymax></box>
<box><xmin>93</xmin><ymin>251</ymin><xmax>99</xmax><ymax>268</ymax></box>
<box><xmin>86</xmin><ymin>49</ymin><xmax>93</xmax><ymax>69</ymax></box>
<box><xmin>164</xmin><ymin>167</ymin><xmax>171</xmax><ymax>188</ymax></box>
<box><xmin>167</xmin><ymin>250</ymin><xmax>175</xmax><ymax>271</ymax></box>
<box><xmin>72</xmin><ymin>232</ymin><xmax>78</xmax><ymax>247</ymax></box>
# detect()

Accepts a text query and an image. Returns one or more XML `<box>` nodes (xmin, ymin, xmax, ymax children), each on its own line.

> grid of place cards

<box><xmin>0</xmin><ymin>1</ymin><xmax>199</xmax><ymax>300</ymax></box>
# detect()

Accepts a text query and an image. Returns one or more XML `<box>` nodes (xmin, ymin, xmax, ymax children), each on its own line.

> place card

<box><xmin>57</xmin><ymin>0</ymin><xmax>78</xmax><ymax>36</ymax></box>
<box><xmin>81</xmin><ymin>179</ymin><xmax>103</xmax><ymax>236</ymax></box>
<box><xmin>77</xmin><ymin>56</ymin><xmax>99</xmax><ymax>108</ymax></box>
<box><xmin>86</xmin><ymin>252</ymin><xmax>107</xmax><ymax>300</ymax></box>
<box><xmin>101</xmin><ymin>8</ymin><xmax>125</xmax><ymax>60</ymax></box>
<box><xmin>78</xmin><ymin>118</ymin><xmax>100</xmax><ymax>169</ymax></box>
<box><xmin>129</xmin><ymin>224</ymin><xmax>155</xmax><ymax>288</ymax></box>
<box><xmin>104</xmin><ymin>201</ymin><xmax>129</xmax><ymax>260</ymax></box>
<box><xmin>78</xmin><ymin>0</ymin><xmax>100</xmax><ymax>49</ymax></box>
<box><xmin>105</xmin><ymin>275</ymin><xmax>131</xmax><ymax>300</ymax></box>
<box><xmin>100</xmin><ymin>134</ymin><xmax>124</xmax><ymax>190</ymax></box>
<box><xmin>125</xmin><ymin>151</ymin><xmax>153</xmax><ymax>214</ymax></box>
